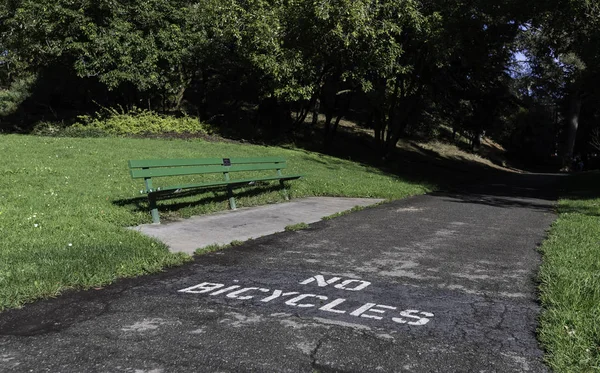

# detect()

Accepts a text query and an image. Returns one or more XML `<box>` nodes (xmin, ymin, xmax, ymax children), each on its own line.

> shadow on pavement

<box><xmin>428</xmin><ymin>173</ymin><xmax>563</xmax><ymax>213</ymax></box>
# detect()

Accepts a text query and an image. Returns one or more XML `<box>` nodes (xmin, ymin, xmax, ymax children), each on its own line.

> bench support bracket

<box><xmin>278</xmin><ymin>170</ymin><xmax>289</xmax><ymax>200</ymax></box>
<box><xmin>149</xmin><ymin>194</ymin><xmax>160</xmax><ymax>224</ymax></box>
<box><xmin>224</xmin><ymin>172</ymin><xmax>237</xmax><ymax>210</ymax></box>
<box><xmin>144</xmin><ymin>174</ymin><xmax>161</xmax><ymax>224</ymax></box>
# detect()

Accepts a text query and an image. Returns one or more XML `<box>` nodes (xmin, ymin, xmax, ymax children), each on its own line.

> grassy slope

<box><xmin>0</xmin><ymin>134</ymin><xmax>431</xmax><ymax>310</ymax></box>
<box><xmin>538</xmin><ymin>172</ymin><xmax>600</xmax><ymax>372</ymax></box>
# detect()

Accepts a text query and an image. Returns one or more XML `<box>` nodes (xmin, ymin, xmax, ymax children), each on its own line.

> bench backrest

<box><xmin>128</xmin><ymin>157</ymin><xmax>288</xmax><ymax>179</ymax></box>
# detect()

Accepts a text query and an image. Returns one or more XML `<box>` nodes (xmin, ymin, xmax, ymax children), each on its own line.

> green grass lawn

<box><xmin>0</xmin><ymin>134</ymin><xmax>432</xmax><ymax>311</ymax></box>
<box><xmin>538</xmin><ymin>172</ymin><xmax>600</xmax><ymax>372</ymax></box>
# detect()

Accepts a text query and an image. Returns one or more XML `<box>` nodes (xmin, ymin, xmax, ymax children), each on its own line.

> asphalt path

<box><xmin>0</xmin><ymin>173</ymin><xmax>560</xmax><ymax>372</ymax></box>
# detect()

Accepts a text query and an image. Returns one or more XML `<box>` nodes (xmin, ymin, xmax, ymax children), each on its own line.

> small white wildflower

<box><xmin>68</xmin><ymin>243</ymin><xmax>73</xmax><ymax>247</ymax></box>
<box><xmin>34</xmin><ymin>224</ymin><xmax>39</xmax><ymax>228</ymax></box>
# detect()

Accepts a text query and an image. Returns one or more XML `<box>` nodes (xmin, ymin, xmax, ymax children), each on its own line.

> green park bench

<box><xmin>128</xmin><ymin>157</ymin><xmax>303</xmax><ymax>224</ymax></box>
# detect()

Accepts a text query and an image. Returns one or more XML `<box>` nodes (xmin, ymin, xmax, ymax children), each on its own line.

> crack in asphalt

<box><xmin>310</xmin><ymin>333</ymin><xmax>328</xmax><ymax>371</ymax></box>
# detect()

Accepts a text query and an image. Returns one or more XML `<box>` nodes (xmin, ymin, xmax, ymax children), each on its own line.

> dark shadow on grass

<box><xmin>558</xmin><ymin>205</ymin><xmax>600</xmax><ymax>217</ymax></box>
<box><xmin>205</xmin><ymin>114</ymin><xmax>505</xmax><ymax>189</ymax></box>
<box><xmin>113</xmin><ymin>183</ymin><xmax>288</xmax><ymax>216</ymax></box>
<box><xmin>288</xmin><ymin>128</ymin><xmax>506</xmax><ymax>190</ymax></box>
<box><xmin>550</xmin><ymin>172</ymin><xmax>600</xmax><ymax>217</ymax></box>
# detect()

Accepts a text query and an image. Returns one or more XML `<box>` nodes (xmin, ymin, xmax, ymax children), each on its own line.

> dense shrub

<box><xmin>73</xmin><ymin>108</ymin><xmax>209</xmax><ymax>136</ymax></box>
<box><xmin>31</xmin><ymin>108</ymin><xmax>211</xmax><ymax>138</ymax></box>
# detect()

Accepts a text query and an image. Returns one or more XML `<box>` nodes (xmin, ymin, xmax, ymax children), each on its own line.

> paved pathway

<box><xmin>0</xmin><ymin>173</ymin><xmax>560</xmax><ymax>372</ymax></box>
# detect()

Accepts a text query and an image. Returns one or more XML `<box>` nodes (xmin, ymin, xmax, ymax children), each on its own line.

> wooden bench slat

<box><xmin>129</xmin><ymin>158</ymin><xmax>224</xmax><ymax>168</ymax></box>
<box><xmin>131</xmin><ymin>163</ymin><xmax>288</xmax><ymax>179</ymax></box>
<box><xmin>129</xmin><ymin>157</ymin><xmax>287</xmax><ymax>169</ymax></box>
<box><xmin>230</xmin><ymin>157</ymin><xmax>287</xmax><ymax>164</ymax></box>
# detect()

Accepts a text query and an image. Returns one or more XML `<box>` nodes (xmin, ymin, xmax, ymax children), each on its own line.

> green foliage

<box><xmin>1</xmin><ymin>0</ymin><xmax>196</xmax><ymax>93</ymax></box>
<box><xmin>2</xmin><ymin>0</ymin><xmax>586</xmax><ymax>165</ymax></box>
<box><xmin>538</xmin><ymin>172</ymin><xmax>600</xmax><ymax>371</ymax></box>
<box><xmin>284</xmin><ymin>222</ymin><xmax>309</xmax><ymax>231</ymax></box>
<box><xmin>196</xmin><ymin>242</ymin><xmax>234</xmax><ymax>255</ymax></box>
<box><xmin>30</xmin><ymin>109</ymin><xmax>210</xmax><ymax>138</ymax></box>
<box><xmin>520</xmin><ymin>0</ymin><xmax>600</xmax><ymax>162</ymax></box>
<box><xmin>195</xmin><ymin>240</ymin><xmax>245</xmax><ymax>255</ymax></box>
<box><xmin>0</xmin><ymin>75</ymin><xmax>35</xmax><ymax>116</ymax></box>
<box><xmin>73</xmin><ymin>108</ymin><xmax>209</xmax><ymax>136</ymax></box>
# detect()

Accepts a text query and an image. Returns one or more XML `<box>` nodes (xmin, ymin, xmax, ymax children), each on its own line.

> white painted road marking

<box><xmin>394</xmin><ymin>310</ymin><xmax>435</xmax><ymax>326</ymax></box>
<box><xmin>319</xmin><ymin>298</ymin><xmax>347</xmax><ymax>314</ymax></box>
<box><xmin>178</xmin><ymin>275</ymin><xmax>434</xmax><ymax>327</ymax></box>
<box><xmin>260</xmin><ymin>290</ymin><xmax>300</xmax><ymax>303</ymax></box>
<box><xmin>300</xmin><ymin>275</ymin><xmax>371</xmax><ymax>291</ymax></box>
<box><xmin>178</xmin><ymin>283</ymin><xmax>224</xmax><ymax>294</ymax></box>
<box><xmin>226</xmin><ymin>287</ymin><xmax>270</xmax><ymax>300</ymax></box>
<box><xmin>285</xmin><ymin>294</ymin><xmax>328</xmax><ymax>308</ymax></box>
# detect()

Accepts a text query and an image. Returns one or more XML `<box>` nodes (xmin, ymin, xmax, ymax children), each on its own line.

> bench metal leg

<box><xmin>148</xmin><ymin>194</ymin><xmax>160</xmax><ymax>224</ymax></box>
<box><xmin>280</xmin><ymin>180</ymin><xmax>289</xmax><ymax>201</ymax></box>
<box><xmin>277</xmin><ymin>169</ymin><xmax>290</xmax><ymax>201</ymax></box>
<box><xmin>227</xmin><ymin>185</ymin><xmax>237</xmax><ymax>210</ymax></box>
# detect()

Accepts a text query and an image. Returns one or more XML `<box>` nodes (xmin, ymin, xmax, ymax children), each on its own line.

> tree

<box><xmin>524</xmin><ymin>0</ymin><xmax>600</xmax><ymax>164</ymax></box>
<box><xmin>2</xmin><ymin>0</ymin><xmax>592</xmax><ymax>170</ymax></box>
<box><xmin>1</xmin><ymin>0</ymin><xmax>204</xmax><ymax>111</ymax></box>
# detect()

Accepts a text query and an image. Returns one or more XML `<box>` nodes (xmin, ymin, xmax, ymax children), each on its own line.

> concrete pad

<box><xmin>131</xmin><ymin>197</ymin><xmax>384</xmax><ymax>255</ymax></box>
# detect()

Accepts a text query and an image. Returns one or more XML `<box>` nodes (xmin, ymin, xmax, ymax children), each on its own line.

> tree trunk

<box><xmin>302</xmin><ymin>97</ymin><xmax>320</xmax><ymax>138</ymax></box>
<box><xmin>175</xmin><ymin>85</ymin><xmax>187</xmax><ymax>111</ymax></box>
<box><xmin>371</xmin><ymin>79</ymin><xmax>388</xmax><ymax>154</ymax></box>
<box><xmin>296</xmin><ymin>106</ymin><xmax>308</xmax><ymax>124</ymax></box>
<box><xmin>565</xmin><ymin>94</ymin><xmax>582</xmax><ymax>165</ymax></box>
<box><xmin>387</xmin><ymin>79</ymin><xmax>400</xmax><ymax>135</ymax></box>
<box><xmin>321</xmin><ymin>80</ymin><xmax>338</xmax><ymax>150</ymax></box>
<box><xmin>383</xmin><ymin>95</ymin><xmax>421</xmax><ymax>158</ymax></box>
<box><xmin>311</xmin><ymin>98</ymin><xmax>321</xmax><ymax>127</ymax></box>
<box><xmin>384</xmin><ymin>120</ymin><xmax>405</xmax><ymax>157</ymax></box>
<box><xmin>323</xmin><ymin>108</ymin><xmax>334</xmax><ymax>149</ymax></box>
<box><xmin>471</xmin><ymin>130</ymin><xmax>483</xmax><ymax>151</ymax></box>
<box><xmin>372</xmin><ymin>110</ymin><xmax>383</xmax><ymax>149</ymax></box>
<box><xmin>327</xmin><ymin>93</ymin><xmax>352</xmax><ymax>147</ymax></box>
